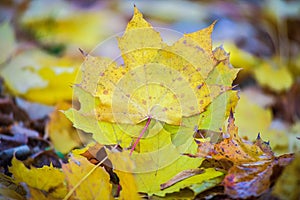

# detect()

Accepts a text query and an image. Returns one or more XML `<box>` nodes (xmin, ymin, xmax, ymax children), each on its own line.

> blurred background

<box><xmin>0</xmin><ymin>0</ymin><xmax>300</xmax><ymax>157</ymax></box>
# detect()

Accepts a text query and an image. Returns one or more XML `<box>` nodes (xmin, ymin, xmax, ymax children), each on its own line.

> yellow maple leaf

<box><xmin>65</xmin><ymin>6</ymin><xmax>239</xmax><ymax>196</ymax></box>
<box><xmin>69</xmin><ymin>7</ymin><xmax>238</xmax><ymax>126</ymax></box>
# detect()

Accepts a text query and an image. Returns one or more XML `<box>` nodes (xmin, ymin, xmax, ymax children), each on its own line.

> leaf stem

<box><xmin>129</xmin><ymin>117</ymin><xmax>152</xmax><ymax>156</ymax></box>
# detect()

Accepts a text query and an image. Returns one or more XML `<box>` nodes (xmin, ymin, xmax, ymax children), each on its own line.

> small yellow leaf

<box><xmin>235</xmin><ymin>93</ymin><xmax>288</xmax><ymax>152</ymax></box>
<box><xmin>21</xmin><ymin>0</ymin><xmax>124</xmax><ymax>50</ymax></box>
<box><xmin>0</xmin><ymin>49</ymin><xmax>79</xmax><ymax>104</ymax></box>
<box><xmin>46</xmin><ymin>102</ymin><xmax>81</xmax><ymax>154</ymax></box>
<box><xmin>62</xmin><ymin>155</ymin><xmax>113</xmax><ymax>200</ymax></box>
<box><xmin>254</xmin><ymin>60</ymin><xmax>293</xmax><ymax>92</ymax></box>
<box><xmin>116</xmin><ymin>170</ymin><xmax>141</xmax><ymax>200</ymax></box>
<box><xmin>9</xmin><ymin>157</ymin><xmax>67</xmax><ymax>199</ymax></box>
<box><xmin>235</xmin><ymin>93</ymin><xmax>272</xmax><ymax>139</ymax></box>
<box><xmin>222</xmin><ymin>42</ymin><xmax>259</xmax><ymax>71</ymax></box>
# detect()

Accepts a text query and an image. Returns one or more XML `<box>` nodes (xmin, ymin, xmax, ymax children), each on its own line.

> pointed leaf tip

<box><xmin>257</xmin><ymin>133</ymin><xmax>261</xmax><ymax>140</ymax></box>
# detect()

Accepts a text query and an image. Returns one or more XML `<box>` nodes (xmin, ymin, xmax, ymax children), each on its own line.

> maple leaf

<box><xmin>196</xmin><ymin>112</ymin><xmax>294</xmax><ymax>198</ymax></box>
<box><xmin>65</xmin><ymin>6</ymin><xmax>238</xmax><ymax>196</ymax></box>
<box><xmin>65</xmin><ymin>5</ymin><xmax>238</xmax><ymax>150</ymax></box>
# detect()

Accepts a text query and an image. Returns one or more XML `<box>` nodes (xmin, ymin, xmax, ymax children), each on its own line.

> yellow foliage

<box><xmin>235</xmin><ymin>93</ymin><xmax>288</xmax><ymax>153</ymax></box>
<box><xmin>254</xmin><ymin>60</ymin><xmax>293</xmax><ymax>92</ymax></box>
<box><xmin>9</xmin><ymin>157</ymin><xmax>67</xmax><ymax>199</ymax></box>
<box><xmin>0</xmin><ymin>49</ymin><xmax>79</xmax><ymax>104</ymax></box>
<box><xmin>46</xmin><ymin>102</ymin><xmax>82</xmax><ymax>153</ymax></box>
<box><xmin>62</xmin><ymin>155</ymin><xmax>113</xmax><ymax>200</ymax></box>
<box><xmin>21</xmin><ymin>0</ymin><xmax>124</xmax><ymax>50</ymax></box>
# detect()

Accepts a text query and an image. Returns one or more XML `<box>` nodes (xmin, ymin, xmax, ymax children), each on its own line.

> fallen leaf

<box><xmin>9</xmin><ymin>157</ymin><xmax>67</xmax><ymax>199</ymax></box>
<box><xmin>21</xmin><ymin>0</ymin><xmax>125</xmax><ymax>50</ymax></box>
<box><xmin>46</xmin><ymin>102</ymin><xmax>81</xmax><ymax>154</ymax></box>
<box><xmin>65</xmin><ymin>6</ymin><xmax>238</xmax><ymax>197</ymax></box>
<box><xmin>272</xmin><ymin>153</ymin><xmax>300</xmax><ymax>200</ymax></box>
<box><xmin>62</xmin><ymin>154</ymin><xmax>113</xmax><ymax>200</ymax></box>
<box><xmin>235</xmin><ymin>93</ymin><xmax>289</xmax><ymax>153</ymax></box>
<box><xmin>254</xmin><ymin>59</ymin><xmax>293</xmax><ymax>92</ymax></box>
<box><xmin>235</xmin><ymin>93</ymin><xmax>272</xmax><ymax>139</ymax></box>
<box><xmin>0</xmin><ymin>49</ymin><xmax>78</xmax><ymax>104</ymax></box>
<box><xmin>196</xmin><ymin>112</ymin><xmax>294</xmax><ymax>198</ymax></box>
<box><xmin>222</xmin><ymin>41</ymin><xmax>258</xmax><ymax>72</ymax></box>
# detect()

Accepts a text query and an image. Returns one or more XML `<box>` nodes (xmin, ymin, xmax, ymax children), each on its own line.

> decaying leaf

<box><xmin>197</xmin><ymin>112</ymin><xmax>294</xmax><ymax>198</ymax></box>
<box><xmin>9</xmin><ymin>157</ymin><xmax>67</xmax><ymax>199</ymax></box>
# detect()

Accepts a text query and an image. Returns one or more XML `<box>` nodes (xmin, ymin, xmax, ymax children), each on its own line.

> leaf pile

<box><xmin>64</xmin><ymin>6</ymin><xmax>239</xmax><ymax>198</ymax></box>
